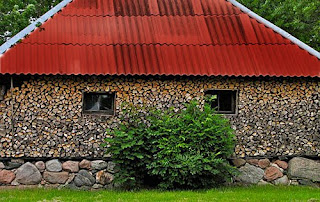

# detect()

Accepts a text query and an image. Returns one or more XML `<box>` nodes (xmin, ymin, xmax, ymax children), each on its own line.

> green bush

<box><xmin>104</xmin><ymin>100</ymin><xmax>236</xmax><ymax>189</ymax></box>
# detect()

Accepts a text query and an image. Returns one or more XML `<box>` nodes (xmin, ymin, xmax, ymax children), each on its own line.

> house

<box><xmin>0</xmin><ymin>0</ymin><xmax>319</xmax><ymax>165</ymax></box>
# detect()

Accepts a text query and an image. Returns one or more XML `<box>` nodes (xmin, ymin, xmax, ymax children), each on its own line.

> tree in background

<box><xmin>238</xmin><ymin>0</ymin><xmax>319</xmax><ymax>51</ymax></box>
<box><xmin>0</xmin><ymin>0</ymin><xmax>319</xmax><ymax>51</ymax></box>
<box><xmin>0</xmin><ymin>0</ymin><xmax>62</xmax><ymax>45</ymax></box>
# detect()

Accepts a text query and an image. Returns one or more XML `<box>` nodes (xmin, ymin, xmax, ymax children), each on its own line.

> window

<box><xmin>83</xmin><ymin>92</ymin><xmax>115</xmax><ymax>115</ymax></box>
<box><xmin>205</xmin><ymin>90</ymin><xmax>237</xmax><ymax>114</ymax></box>
<box><xmin>0</xmin><ymin>85</ymin><xmax>6</xmax><ymax>101</ymax></box>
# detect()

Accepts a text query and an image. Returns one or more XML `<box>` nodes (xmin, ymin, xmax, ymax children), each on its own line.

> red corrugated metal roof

<box><xmin>0</xmin><ymin>0</ymin><xmax>319</xmax><ymax>77</ymax></box>
<box><xmin>61</xmin><ymin>0</ymin><xmax>242</xmax><ymax>16</ymax></box>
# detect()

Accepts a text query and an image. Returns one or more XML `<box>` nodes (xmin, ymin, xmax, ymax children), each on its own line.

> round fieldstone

<box><xmin>298</xmin><ymin>179</ymin><xmax>319</xmax><ymax>187</ymax></box>
<box><xmin>96</xmin><ymin>170</ymin><xmax>114</xmax><ymax>185</ymax></box>
<box><xmin>0</xmin><ymin>162</ymin><xmax>5</xmax><ymax>169</ymax></box>
<box><xmin>35</xmin><ymin>161</ymin><xmax>46</xmax><ymax>172</ymax></box>
<box><xmin>275</xmin><ymin>160</ymin><xmax>288</xmax><ymax>170</ymax></box>
<box><xmin>91</xmin><ymin>160</ymin><xmax>108</xmax><ymax>170</ymax></box>
<box><xmin>66</xmin><ymin>173</ymin><xmax>75</xmax><ymax>185</ymax></box>
<box><xmin>264</xmin><ymin>166</ymin><xmax>283</xmax><ymax>181</ymax></box>
<box><xmin>270</xmin><ymin>163</ymin><xmax>283</xmax><ymax>172</ymax></box>
<box><xmin>5</xmin><ymin>162</ymin><xmax>22</xmax><ymax>170</ymax></box>
<box><xmin>11</xmin><ymin>159</ymin><xmax>24</xmax><ymax>164</ymax></box>
<box><xmin>74</xmin><ymin>170</ymin><xmax>95</xmax><ymax>187</ymax></box>
<box><xmin>46</xmin><ymin>159</ymin><xmax>62</xmax><ymax>172</ymax></box>
<box><xmin>43</xmin><ymin>171</ymin><xmax>69</xmax><ymax>184</ymax></box>
<box><xmin>11</xmin><ymin>179</ymin><xmax>20</xmax><ymax>186</ymax></box>
<box><xmin>232</xmin><ymin>159</ymin><xmax>246</xmax><ymax>167</ymax></box>
<box><xmin>246</xmin><ymin>159</ymin><xmax>259</xmax><ymax>166</ymax></box>
<box><xmin>274</xmin><ymin>175</ymin><xmax>289</xmax><ymax>185</ymax></box>
<box><xmin>236</xmin><ymin>163</ymin><xmax>264</xmax><ymax>184</ymax></box>
<box><xmin>0</xmin><ymin>170</ymin><xmax>15</xmax><ymax>184</ymax></box>
<box><xmin>258</xmin><ymin>159</ymin><xmax>270</xmax><ymax>169</ymax></box>
<box><xmin>288</xmin><ymin>157</ymin><xmax>320</xmax><ymax>181</ymax></box>
<box><xmin>15</xmin><ymin>162</ymin><xmax>42</xmax><ymax>185</ymax></box>
<box><xmin>257</xmin><ymin>180</ymin><xmax>271</xmax><ymax>186</ymax></box>
<box><xmin>107</xmin><ymin>161</ymin><xmax>116</xmax><ymax>173</ymax></box>
<box><xmin>62</xmin><ymin>161</ymin><xmax>79</xmax><ymax>173</ymax></box>
<box><xmin>79</xmin><ymin>159</ymin><xmax>91</xmax><ymax>170</ymax></box>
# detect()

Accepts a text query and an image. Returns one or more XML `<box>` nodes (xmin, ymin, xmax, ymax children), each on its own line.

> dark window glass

<box><xmin>83</xmin><ymin>92</ymin><xmax>115</xmax><ymax>115</ymax></box>
<box><xmin>205</xmin><ymin>90</ymin><xmax>237</xmax><ymax>114</ymax></box>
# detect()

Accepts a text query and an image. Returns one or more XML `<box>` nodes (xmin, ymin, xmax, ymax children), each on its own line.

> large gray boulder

<box><xmin>236</xmin><ymin>163</ymin><xmax>264</xmax><ymax>184</ymax></box>
<box><xmin>46</xmin><ymin>159</ymin><xmax>62</xmax><ymax>172</ymax></box>
<box><xmin>74</xmin><ymin>170</ymin><xmax>95</xmax><ymax>187</ymax></box>
<box><xmin>91</xmin><ymin>160</ymin><xmax>108</xmax><ymax>170</ymax></box>
<box><xmin>15</xmin><ymin>162</ymin><xmax>42</xmax><ymax>185</ymax></box>
<box><xmin>288</xmin><ymin>157</ymin><xmax>320</xmax><ymax>181</ymax></box>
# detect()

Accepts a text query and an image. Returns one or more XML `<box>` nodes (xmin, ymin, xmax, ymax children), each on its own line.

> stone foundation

<box><xmin>1</xmin><ymin>157</ymin><xmax>320</xmax><ymax>189</ymax></box>
<box><xmin>0</xmin><ymin>75</ymin><xmax>319</xmax><ymax>158</ymax></box>
<box><xmin>233</xmin><ymin>157</ymin><xmax>320</xmax><ymax>187</ymax></box>
<box><xmin>0</xmin><ymin>158</ymin><xmax>115</xmax><ymax>190</ymax></box>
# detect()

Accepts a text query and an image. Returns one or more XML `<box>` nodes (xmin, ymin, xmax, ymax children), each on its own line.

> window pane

<box><xmin>100</xmin><ymin>94</ymin><xmax>113</xmax><ymax>110</ymax></box>
<box><xmin>205</xmin><ymin>90</ymin><xmax>236</xmax><ymax>114</ymax></box>
<box><xmin>84</xmin><ymin>94</ymin><xmax>100</xmax><ymax>111</ymax></box>
<box><xmin>83</xmin><ymin>92</ymin><xmax>115</xmax><ymax>115</ymax></box>
<box><xmin>219</xmin><ymin>91</ymin><xmax>233</xmax><ymax>112</ymax></box>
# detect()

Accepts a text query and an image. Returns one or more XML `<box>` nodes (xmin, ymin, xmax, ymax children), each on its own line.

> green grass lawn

<box><xmin>0</xmin><ymin>185</ymin><xmax>319</xmax><ymax>202</ymax></box>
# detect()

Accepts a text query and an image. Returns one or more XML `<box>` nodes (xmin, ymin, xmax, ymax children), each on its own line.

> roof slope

<box><xmin>0</xmin><ymin>0</ymin><xmax>319</xmax><ymax>77</ymax></box>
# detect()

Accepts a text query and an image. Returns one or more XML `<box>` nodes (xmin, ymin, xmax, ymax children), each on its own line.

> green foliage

<box><xmin>238</xmin><ymin>0</ymin><xmax>320</xmax><ymax>51</ymax></box>
<box><xmin>104</xmin><ymin>101</ymin><xmax>236</xmax><ymax>190</ymax></box>
<box><xmin>0</xmin><ymin>0</ymin><xmax>62</xmax><ymax>45</ymax></box>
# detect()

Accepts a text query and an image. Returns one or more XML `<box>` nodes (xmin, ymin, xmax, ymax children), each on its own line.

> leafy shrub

<box><xmin>104</xmin><ymin>100</ymin><xmax>236</xmax><ymax>189</ymax></box>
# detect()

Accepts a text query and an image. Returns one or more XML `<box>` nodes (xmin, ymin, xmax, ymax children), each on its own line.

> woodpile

<box><xmin>0</xmin><ymin>75</ymin><xmax>319</xmax><ymax>158</ymax></box>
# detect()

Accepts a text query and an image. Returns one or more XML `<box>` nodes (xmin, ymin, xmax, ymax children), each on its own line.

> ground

<box><xmin>0</xmin><ymin>186</ymin><xmax>319</xmax><ymax>202</ymax></box>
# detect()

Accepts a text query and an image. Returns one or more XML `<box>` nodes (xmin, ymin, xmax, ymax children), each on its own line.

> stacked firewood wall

<box><xmin>0</xmin><ymin>76</ymin><xmax>319</xmax><ymax>158</ymax></box>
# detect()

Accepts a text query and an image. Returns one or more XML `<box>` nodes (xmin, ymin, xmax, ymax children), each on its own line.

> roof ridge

<box><xmin>227</xmin><ymin>0</ymin><xmax>320</xmax><ymax>59</ymax></box>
